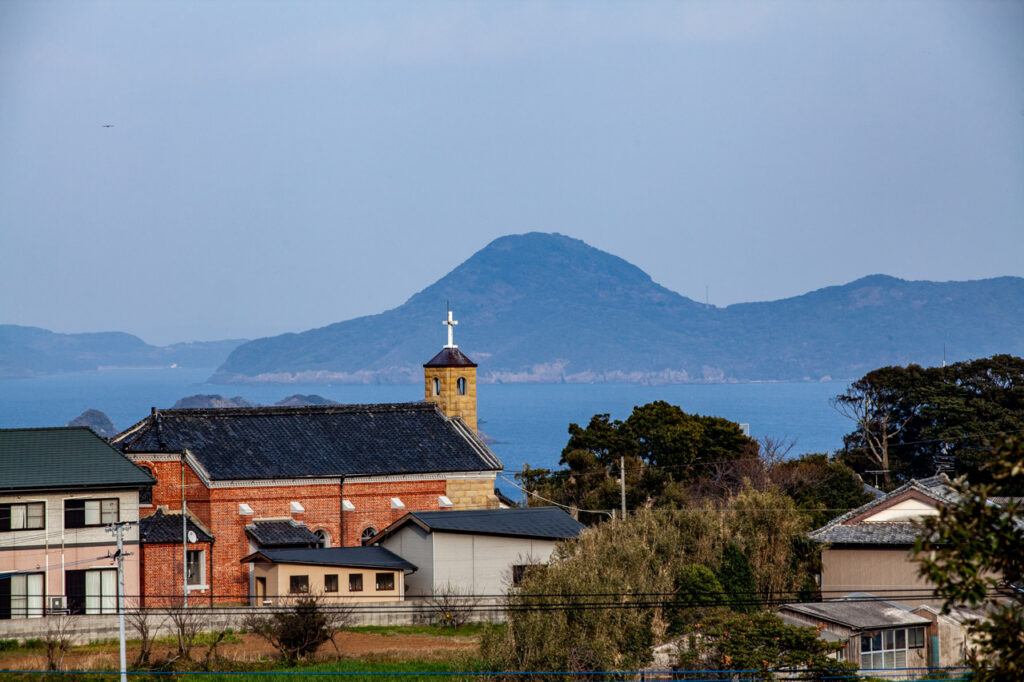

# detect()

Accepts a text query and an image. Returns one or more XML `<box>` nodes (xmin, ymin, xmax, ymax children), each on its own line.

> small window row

<box><xmin>0</xmin><ymin>498</ymin><xmax>120</xmax><ymax>532</ymax></box>
<box><xmin>289</xmin><ymin>572</ymin><xmax>396</xmax><ymax>594</ymax></box>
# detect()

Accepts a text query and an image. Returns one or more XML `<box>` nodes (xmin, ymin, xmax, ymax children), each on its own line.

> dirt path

<box><xmin>0</xmin><ymin>630</ymin><xmax>478</xmax><ymax>671</ymax></box>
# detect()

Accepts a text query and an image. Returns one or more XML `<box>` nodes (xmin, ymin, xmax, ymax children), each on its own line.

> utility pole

<box><xmin>106</xmin><ymin>520</ymin><xmax>132</xmax><ymax>682</ymax></box>
<box><xmin>182</xmin><ymin>452</ymin><xmax>188</xmax><ymax>607</ymax></box>
<box><xmin>619</xmin><ymin>456</ymin><xmax>627</xmax><ymax>520</ymax></box>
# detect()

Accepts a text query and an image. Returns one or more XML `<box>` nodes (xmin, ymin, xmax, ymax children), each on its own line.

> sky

<box><xmin>1</xmin><ymin>1</ymin><xmax>1022</xmax><ymax>346</ymax></box>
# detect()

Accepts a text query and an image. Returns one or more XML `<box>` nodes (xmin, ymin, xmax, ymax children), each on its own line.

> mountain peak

<box><xmin>210</xmin><ymin>235</ymin><xmax>1024</xmax><ymax>384</ymax></box>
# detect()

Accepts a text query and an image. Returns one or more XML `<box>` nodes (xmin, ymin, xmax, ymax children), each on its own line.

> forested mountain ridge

<box><xmin>212</xmin><ymin>233</ymin><xmax>1024</xmax><ymax>384</ymax></box>
<box><xmin>0</xmin><ymin>325</ymin><xmax>245</xmax><ymax>378</ymax></box>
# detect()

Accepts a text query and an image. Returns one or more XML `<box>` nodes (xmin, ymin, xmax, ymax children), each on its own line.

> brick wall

<box><xmin>342</xmin><ymin>479</ymin><xmax>447</xmax><ymax>546</ymax></box>
<box><xmin>134</xmin><ymin>458</ymin><xmax>210</xmax><ymax>526</ymax></box>
<box><xmin>207</xmin><ymin>483</ymin><xmax>342</xmax><ymax>602</ymax></box>
<box><xmin>140</xmin><ymin>541</ymin><xmax>214</xmax><ymax>608</ymax></box>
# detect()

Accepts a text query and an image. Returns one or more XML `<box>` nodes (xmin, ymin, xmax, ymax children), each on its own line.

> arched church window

<box><xmin>433</xmin><ymin>378</ymin><xmax>440</xmax><ymax>396</ymax></box>
<box><xmin>314</xmin><ymin>529</ymin><xmax>330</xmax><ymax>548</ymax></box>
<box><xmin>361</xmin><ymin>527</ymin><xmax>378</xmax><ymax>545</ymax></box>
<box><xmin>457</xmin><ymin>377</ymin><xmax>466</xmax><ymax>395</ymax></box>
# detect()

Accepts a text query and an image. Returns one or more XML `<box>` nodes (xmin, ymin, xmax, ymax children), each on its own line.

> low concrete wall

<box><xmin>0</xmin><ymin>597</ymin><xmax>506</xmax><ymax>645</ymax></box>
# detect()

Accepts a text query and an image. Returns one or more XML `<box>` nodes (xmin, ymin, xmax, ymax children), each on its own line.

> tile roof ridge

<box><xmin>0</xmin><ymin>425</ymin><xmax>94</xmax><ymax>434</ymax></box>
<box><xmin>156</xmin><ymin>402</ymin><xmax>432</xmax><ymax>417</ymax></box>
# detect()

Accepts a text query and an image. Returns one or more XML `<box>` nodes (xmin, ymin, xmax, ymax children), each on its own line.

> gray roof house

<box><xmin>369</xmin><ymin>507</ymin><xmax>586</xmax><ymax>597</ymax></box>
<box><xmin>809</xmin><ymin>475</ymin><xmax>957</xmax><ymax>604</ymax></box>
<box><xmin>778</xmin><ymin>594</ymin><xmax>973</xmax><ymax>671</ymax></box>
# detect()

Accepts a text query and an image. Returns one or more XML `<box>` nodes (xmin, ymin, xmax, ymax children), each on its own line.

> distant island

<box><xmin>211</xmin><ymin>233</ymin><xmax>1024</xmax><ymax>384</ymax></box>
<box><xmin>6</xmin><ymin>233</ymin><xmax>1023</xmax><ymax>384</ymax></box>
<box><xmin>0</xmin><ymin>327</ymin><xmax>245</xmax><ymax>378</ymax></box>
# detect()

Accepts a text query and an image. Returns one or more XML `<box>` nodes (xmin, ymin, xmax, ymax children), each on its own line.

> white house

<box><xmin>369</xmin><ymin>506</ymin><xmax>585</xmax><ymax>597</ymax></box>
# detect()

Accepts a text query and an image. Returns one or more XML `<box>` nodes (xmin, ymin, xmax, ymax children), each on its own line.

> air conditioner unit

<box><xmin>48</xmin><ymin>596</ymin><xmax>67</xmax><ymax>614</ymax></box>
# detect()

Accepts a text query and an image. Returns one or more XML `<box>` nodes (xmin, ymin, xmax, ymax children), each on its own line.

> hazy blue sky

<box><xmin>1</xmin><ymin>1</ymin><xmax>1021</xmax><ymax>345</ymax></box>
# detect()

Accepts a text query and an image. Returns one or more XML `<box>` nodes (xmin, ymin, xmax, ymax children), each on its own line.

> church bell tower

<box><xmin>424</xmin><ymin>309</ymin><xmax>478</xmax><ymax>432</ymax></box>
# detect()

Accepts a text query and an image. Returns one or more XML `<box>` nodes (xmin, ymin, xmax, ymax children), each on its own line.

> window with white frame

<box><xmin>186</xmin><ymin>549</ymin><xmax>205</xmax><ymax>588</ymax></box>
<box><xmin>860</xmin><ymin>627</ymin><xmax>926</xmax><ymax>669</ymax></box>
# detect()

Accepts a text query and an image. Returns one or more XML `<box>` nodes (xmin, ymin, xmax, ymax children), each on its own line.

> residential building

<box><xmin>241</xmin><ymin>546</ymin><xmax>416</xmax><ymax>603</ymax></box>
<box><xmin>778</xmin><ymin>594</ymin><xmax>973</xmax><ymax>670</ymax></box>
<box><xmin>0</xmin><ymin>427</ymin><xmax>154</xmax><ymax>618</ymax></box>
<box><xmin>369</xmin><ymin>506</ymin><xmax>585</xmax><ymax>596</ymax></box>
<box><xmin>809</xmin><ymin>475</ymin><xmax>957</xmax><ymax>604</ymax></box>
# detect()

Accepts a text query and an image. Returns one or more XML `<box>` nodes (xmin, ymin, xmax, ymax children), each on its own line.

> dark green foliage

<box><xmin>836</xmin><ymin>355</ymin><xmax>1024</xmax><ymax>490</ymax></box>
<box><xmin>717</xmin><ymin>542</ymin><xmax>758</xmax><ymax>613</ymax></box>
<box><xmin>667</xmin><ymin>564</ymin><xmax>723</xmax><ymax>634</ymax></box>
<box><xmin>675</xmin><ymin>610</ymin><xmax>854</xmax><ymax>679</ymax></box>
<box><xmin>772</xmin><ymin>453</ymin><xmax>874</xmax><ymax>528</ymax></box>
<box><xmin>519</xmin><ymin>401</ymin><xmax>757</xmax><ymax>516</ymax></box>
<box><xmin>915</xmin><ymin>439</ymin><xmax>1024</xmax><ymax>682</ymax></box>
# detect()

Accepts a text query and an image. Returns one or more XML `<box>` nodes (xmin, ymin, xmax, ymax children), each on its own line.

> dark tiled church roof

<box><xmin>112</xmin><ymin>403</ymin><xmax>500</xmax><ymax>481</ymax></box>
<box><xmin>139</xmin><ymin>509</ymin><xmax>214</xmax><ymax>544</ymax></box>
<box><xmin>245</xmin><ymin>520</ymin><xmax>319</xmax><ymax>548</ymax></box>
<box><xmin>423</xmin><ymin>347</ymin><xmax>477</xmax><ymax>367</ymax></box>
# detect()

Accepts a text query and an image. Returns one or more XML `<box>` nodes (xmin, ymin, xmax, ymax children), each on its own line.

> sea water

<box><xmin>0</xmin><ymin>369</ymin><xmax>852</xmax><ymax>479</ymax></box>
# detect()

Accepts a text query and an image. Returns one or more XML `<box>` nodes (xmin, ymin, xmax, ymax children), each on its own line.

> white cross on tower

<box><xmin>444</xmin><ymin>309</ymin><xmax>458</xmax><ymax>349</ymax></box>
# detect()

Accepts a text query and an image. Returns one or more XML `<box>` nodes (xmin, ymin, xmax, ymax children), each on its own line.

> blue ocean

<box><xmin>0</xmin><ymin>369</ymin><xmax>852</xmax><ymax>479</ymax></box>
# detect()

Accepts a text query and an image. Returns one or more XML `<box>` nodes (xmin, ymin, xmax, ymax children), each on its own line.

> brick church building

<box><xmin>111</xmin><ymin>313</ymin><xmax>502</xmax><ymax>605</ymax></box>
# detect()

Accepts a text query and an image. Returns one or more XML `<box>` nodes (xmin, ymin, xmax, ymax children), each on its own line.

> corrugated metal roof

<box><xmin>780</xmin><ymin>596</ymin><xmax>932</xmax><ymax>630</ymax></box>
<box><xmin>0</xmin><ymin>427</ymin><xmax>155</xmax><ymax>491</ymax></box>
<box><xmin>112</xmin><ymin>403</ymin><xmax>501</xmax><ymax>481</ymax></box>
<box><xmin>374</xmin><ymin>506</ymin><xmax>586</xmax><ymax>543</ymax></box>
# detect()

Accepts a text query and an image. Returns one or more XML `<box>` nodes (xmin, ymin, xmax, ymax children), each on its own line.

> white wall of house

<box><xmin>863</xmin><ymin>499</ymin><xmax>939</xmax><ymax>523</ymax></box>
<box><xmin>379</xmin><ymin>527</ymin><xmax>559</xmax><ymax>597</ymax></box>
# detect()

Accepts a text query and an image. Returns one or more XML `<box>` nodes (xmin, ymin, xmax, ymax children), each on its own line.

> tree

<box><xmin>243</xmin><ymin>594</ymin><xmax>353</xmax><ymax>663</ymax></box>
<box><xmin>835</xmin><ymin>356</ymin><xmax>1024</xmax><ymax>490</ymax></box>
<box><xmin>831</xmin><ymin>365</ymin><xmax>920</xmax><ymax>488</ymax></box>
<box><xmin>674</xmin><ymin>610</ymin><xmax>853</xmax><ymax>680</ymax></box>
<box><xmin>915</xmin><ymin>439</ymin><xmax>1024</xmax><ymax>681</ymax></box>
<box><xmin>518</xmin><ymin>402</ymin><xmax>758</xmax><ymax>517</ymax></box>
<box><xmin>770</xmin><ymin>453</ymin><xmax>874</xmax><ymax>528</ymax></box>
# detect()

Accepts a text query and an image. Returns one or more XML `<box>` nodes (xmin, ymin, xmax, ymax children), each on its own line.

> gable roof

<box><xmin>111</xmin><ymin>403</ymin><xmax>501</xmax><ymax>481</ymax></box>
<box><xmin>139</xmin><ymin>509</ymin><xmax>214</xmax><ymax>544</ymax></box>
<box><xmin>245</xmin><ymin>520</ymin><xmax>319</xmax><ymax>548</ymax></box>
<box><xmin>810</xmin><ymin>476</ymin><xmax>957</xmax><ymax>546</ymax></box>
<box><xmin>780</xmin><ymin>594</ymin><xmax>932</xmax><ymax>630</ymax></box>
<box><xmin>241</xmin><ymin>546</ymin><xmax>417</xmax><ymax>572</ymax></box>
<box><xmin>0</xmin><ymin>427</ymin><xmax>155</xmax><ymax>492</ymax></box>
<box><xmin>370</xmin><ymin>506</ymin><xmax>586</xmax><ymax>544</ymax></box>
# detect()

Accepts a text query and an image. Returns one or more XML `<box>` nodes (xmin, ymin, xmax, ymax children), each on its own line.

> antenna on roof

<box><xmin>943</xmin><ymin>343</ymin><xmax>947</xmax><ymax>368</ymax></box>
